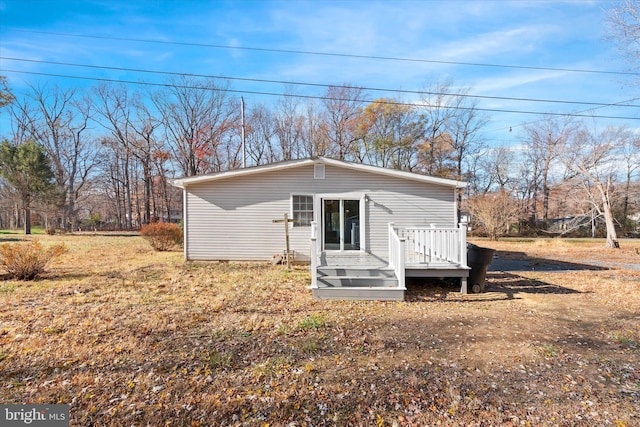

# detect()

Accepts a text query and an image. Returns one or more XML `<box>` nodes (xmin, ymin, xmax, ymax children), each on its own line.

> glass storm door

<box><xmin>323</xmin><ymin>199</ymin><xmax>360</xmax><ymax>251</ymax></box>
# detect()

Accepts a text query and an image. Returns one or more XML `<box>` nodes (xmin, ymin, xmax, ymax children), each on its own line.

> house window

<box><xmin>292</xmin><ymin>195</ymin><xmax>313</xmax><ymax>227</ymax></box>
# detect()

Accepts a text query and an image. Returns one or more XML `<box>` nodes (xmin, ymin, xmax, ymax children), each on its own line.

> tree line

<box><xmin>0</xmin><ymin>75</ymin><xmax>638</xmax><ymax>247</ymax></box>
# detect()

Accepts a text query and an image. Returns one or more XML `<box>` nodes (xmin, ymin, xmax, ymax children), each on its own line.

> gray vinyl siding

<box><xmin>184</xmin><ymin>164</ymin><xmax>456</xmax><ymax>261</ymax></box>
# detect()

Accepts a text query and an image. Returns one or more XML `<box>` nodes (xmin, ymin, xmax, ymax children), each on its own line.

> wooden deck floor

<box><xmin>318</xmin><ymin>252</ymin><xmax>387</xmax><ymax>268</ymax></box>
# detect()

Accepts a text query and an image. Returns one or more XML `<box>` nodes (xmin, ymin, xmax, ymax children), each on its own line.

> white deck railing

<box><xmin>310</xmin><ymin>221</ymin><xmax>466</xmax><ymax>290</ymax></box>
<box><xmin>388</xmin><ymin>223</ymin><xmax>406</xmax><ymax>290</ymax></box>
<box><xmin>396</xmin><ymin>223</ymin><xmax>468</xmax><ymax>267</ymax></box>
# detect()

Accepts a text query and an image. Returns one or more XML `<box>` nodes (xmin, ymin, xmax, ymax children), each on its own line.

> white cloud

<box><xmin>227</xmin><ymin>38</ymin><xmax>244</xmax><ymax>59</ymax></box>
<box><xmin>435</xmin><ymin>25</ymin><xmax>558</xmax><ymax>62</ymax></box>
<box><xmin>474</xmin><ymin>69</ymin><xmax>570</xmax><ymax>94</ymax></box>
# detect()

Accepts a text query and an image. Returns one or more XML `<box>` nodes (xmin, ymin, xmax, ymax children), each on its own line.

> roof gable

<box><xmin>171</xmin><ymin>157</ymin><xmax>467</xmax><ymax>189</ymax></box>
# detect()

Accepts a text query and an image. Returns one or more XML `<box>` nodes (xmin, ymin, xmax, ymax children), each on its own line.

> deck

<box><xmin>310</xmin><ymin>224</ymin><xmax>470</xmax><ymax>301</ymax></box>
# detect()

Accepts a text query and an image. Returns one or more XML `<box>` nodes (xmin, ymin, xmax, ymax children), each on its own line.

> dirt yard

<box><xmin>0</xmin><ymin>234</ymin><xmax>638</xmax><ymax>426</ymax></box>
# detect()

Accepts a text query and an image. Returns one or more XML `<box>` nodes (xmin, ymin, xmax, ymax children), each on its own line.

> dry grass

<box><xmin>0</xmin><ymin>234</ymin><xmax>638</xmax><ymax>426</ymax></box>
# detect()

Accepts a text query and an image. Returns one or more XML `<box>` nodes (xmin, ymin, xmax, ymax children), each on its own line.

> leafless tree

<box><xmin>562</xmin><ymin>124</ymin><xmax>628</xmax><ymax>248</ymax></box>
<box><xmin>95</xmin><ymin>136</ymin><xmax>126</xmax><ymax>229</ymax></box>
<box><xmin>466</xmin><ymin>189</ymin><xmax>523</xmax><ymax>240</ymax></box>
<box><xmin>607</xmin><ymin>0</ymin><xmax>640</xmax><ymax>79</ymax></box>
<box><xmin>419</xmin><ymin>79</ymin><xmax>460</xmax><ymax>176</ymax></box>
<box><xmin>273</xmin><ymin>91</ymin><xmax>304</xmax><ymax>161</ymax></box>
<box><xmin>322</xmin><ymin>84</ymin><xmax>365</xmax><ymax>160</ymax></box>
<box><xmin>445</xmin><ymin>96</ymin><xmax>488</xmax><ymax>221</ymax></box>
<box><xmin>617</xmin><ymin>129</ymin><xmax>640</xmax><ymax>233</ymax></box>
<box><xmin>94</xmin><ymin>83</ymin><xmax>175</xmax><ymax>226</ymax></box>
<box><xmin>300</xmin><ymin>101</ymin><xmax>330</xmax><ymax>158</ymax></box>
<box><xmin>522</xmin><ymin>116</ymin><xmax>575</xmax><ymax>227</ymax></box>
<box><xmin>130</xmin><ymin>100</ymin><xmax>163</xmax><ymax>224</ymax></box>
<box><xmin>463</xmin><ymin>144</ymin><xmax>489</xmax><ymax>197</ymax></box>
<box><xmin>10</xmin><ymin>83</ymin><xmax>98</xmax><ymax>230</ymax></box>
<box><xmin>93</xmin><ymin>84</ymin><xmax>137</xmax><ymax>228</ymax></box>
<box><xmin>151</xmin><ymin>76</ymin><xmax>236</xmax><ymax>176</ymax></box>
<box><xmin>151</xmin><ymin>148</ymin><xmax>177</xmax><ymax>223</ymax></box>
<box><xmin>478</xmin><ymin>146</ymin><xmax>516</xmax><ymax>194</ymax></box>
<box><xmin>245</xmin><ymin>103</ymin><xmax>279</xmax><ymax>165</ymax></box>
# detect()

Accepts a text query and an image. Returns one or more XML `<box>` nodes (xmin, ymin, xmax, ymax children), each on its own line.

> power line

<box><xmin>3</xmin><ymin>69</ymin><xmax>639</xmax><ymax>121</ymax></box>
<box><xmin>486</xmin><ymin>96</ymin><xmax>640</xmax><ymax>133</ymax></box>
<box><xmin>4</xmin><ymin>27</ymin><xmax>639</xmax><ymax>77</ymax></box>
<box><xmin>2</xmin><ymin>56</ymin><xmax>639</xmax><ymax>110</ymax></box>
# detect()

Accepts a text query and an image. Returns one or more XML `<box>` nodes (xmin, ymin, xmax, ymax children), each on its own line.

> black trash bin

<box><xmin>467</xmin><ymin>243</ymin><xmax>495</xmax><ymax>293</ymax></box>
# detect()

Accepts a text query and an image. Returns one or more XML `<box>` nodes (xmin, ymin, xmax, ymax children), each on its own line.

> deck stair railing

<box><xmin>396</xmin><ymin>223</ymin><xmax>468</xmax><ymax>267</ymax></box>
<box><xmin>387</xmin><ymin>223</ymin><xmax>406</xmax><ymax>290</ymax></box>
<box><xmin>310</xmin><ymin>221</ymin><xmax>318</xmax><ymax>288</ymax></box>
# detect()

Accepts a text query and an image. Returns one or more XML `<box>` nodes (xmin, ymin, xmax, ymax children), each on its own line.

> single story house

<box><xmin>171</xmin><ymin>157</ymin><xmax>470</xmax><ymax>300</ymax></box>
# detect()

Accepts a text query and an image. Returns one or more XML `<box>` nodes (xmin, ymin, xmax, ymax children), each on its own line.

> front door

<box><xmin>323</xmin><ymin>199</ymin><xmax>360</xmax><ymax>251</ymax></box>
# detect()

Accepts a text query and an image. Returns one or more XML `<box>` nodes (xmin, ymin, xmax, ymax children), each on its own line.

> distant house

<box><xmin>172</xmin><ymin>157</ymin><xmax>469</xmax><ymax>300</ymax></box>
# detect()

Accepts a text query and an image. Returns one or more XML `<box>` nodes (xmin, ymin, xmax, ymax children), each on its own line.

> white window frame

<box><xmin>316</xmin><ymin>192</ymin><xmax>366</xmax><ymax>252</ymax></box>
<box><xmin>291</xmin><ymin>194</ymin><xmax>314</xmax><ymax>227</ymax></box>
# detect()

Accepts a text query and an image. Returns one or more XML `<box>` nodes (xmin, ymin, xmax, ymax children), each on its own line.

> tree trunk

<box><xmin>600</xmin><ymin>179</ymin><xmax>620</xmax><ymax>249</ymax></box>
<box><xmin>133</xmin><ymin>167</ymin><xmax>142</xmax><ymax>228</ymax></box>
<box><xmin>530</xmin><ymin>162</ymin><xmax>539</xmax><ymax>227</ymax></box>
<box><xmin>622</xmin><ymin>169</ymin><xmax>631</xmax><ymax>234</ymax></box>
<box><xmin>124</xmin><ymin>155</ymin><xmax>133</xmax><ymax>229</ymax></box>
<box><xmin>67</xmin><ymin>193</ymin><xmax>76</xmax><ymax>232</ymax></box>
<box><xmin>143</xmin><ymin>163</ymin><xmax>152</xmax><ymax>225</ymax></box>
<box><xmin>541</xmin><ymin>164</ymin><xmax>550</xmax><ymax>227</ymax></box>
<box><xmin>23</xmin><ymin>197</ymin><xmax>31</xmax><ymax>235</ymax></box>
<box><xmin>66</xmin><ymin>176</ymin><xmax>77</xmax><ymax>232</ymax></box>
<box><xmin>603</xmin><ymin>202</ymin><xmax>619</xmax><ymax>248</ymax></box>
<box><xmin>164</xmin><ymin>179</ymin><xmax>172</xmax><ymax>224</ymax></box>
<box><xmin>12</xmin><ymin>201</ymin><xmax>19</xmax><ymax>229</ymax></box>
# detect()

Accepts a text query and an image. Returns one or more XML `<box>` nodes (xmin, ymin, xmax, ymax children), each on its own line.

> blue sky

<box><xmin>0</xmin><ymin>0</ymin><xmax>638</xmax><ymax>145</ymax></box>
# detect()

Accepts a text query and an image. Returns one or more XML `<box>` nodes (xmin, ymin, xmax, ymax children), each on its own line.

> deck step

<box><xmin>312</xmin><ymin>286</ymin><xmax>405</xmax><ymax>301</ymax></box>
<box><xmin>313</xmin><ymin>266</ymin><xmax>403</xmax><ymax>300</ymax></box>
<box><xmin>316</xmin><ymin>267</ymin><xmax>398</xmax><ymax>288</ymax></box>
<box><xmin>316</xmin><ymin>275</ymin><xmax>398</xmax><ymax>288</ymax></box>
<box><xmin>312</xmin><ymin>264</ymin><xmax>405</xmax><ymax>301</ymax></box>
<box><xmin>317</xmin><ymin>267</ymin><xmax>396</xmax><ymax>278</ymax></box>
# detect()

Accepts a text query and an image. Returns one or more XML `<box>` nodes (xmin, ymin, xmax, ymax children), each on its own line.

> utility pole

<box><xmin>241</xmin><ymin>96</ymin><xmax>246</xmax><ymax>168</ymax></box>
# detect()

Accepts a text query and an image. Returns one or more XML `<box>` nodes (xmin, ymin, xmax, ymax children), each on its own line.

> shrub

<box><xmin>140</xmin><ymin>222</ymin><xmax>183</xmax><ymax>251</ymax></box>
<box><xmin>298</xmin><ymin>314</ymin><xmax>325</xmax><ymax>331</ymax></box>
<box><xmin>208</xmin><ymin>350</ymin><xmax>234</xmax><ymax>370</ymax></box>
<box><xmin>0</xmin><ymin>240</ymin><xmax>68</xmax><ymax>280</ymax></box>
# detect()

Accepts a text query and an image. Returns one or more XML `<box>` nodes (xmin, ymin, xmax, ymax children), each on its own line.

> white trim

<box><xmin>453</xmin><ymin>189</ymin><xmax>458</xmax><ymax>222</ymax></box>
<box><xmin>319</xmin><ymin>157</ymin><xmax>467</xmax><ymax>188</ymax></box>
<box><xmin>171</xmin><ymin>157</ymin><xmax>467</xmax><ymax>189</ymax></box>
<box><xmin>359</xmin><ymin>196</ymin><xmax>366</xmax><ymax>252</ymax></box>
<box><xmin>290</xmin><ymin>193</ymin><xmax>314</xmax><ymax>228</ymax></box>
<box><xmin>316</xmin><ymin>191</ymin><xmax>366</xmax><ymax>201</ymax></box>
<box><xmin>172</xmin><ymin>158</ymin><xmax>317</xmax><ymax>188</ymax></box>
<box><xmin>318</xmin><ymin>192</ymin><xmax>366</xmax><ymax>253</ymax></box>
<box><xmin>182</xmin><ymin>188</ymin><xmax>188</xmax><ymax>261</ymax></box>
